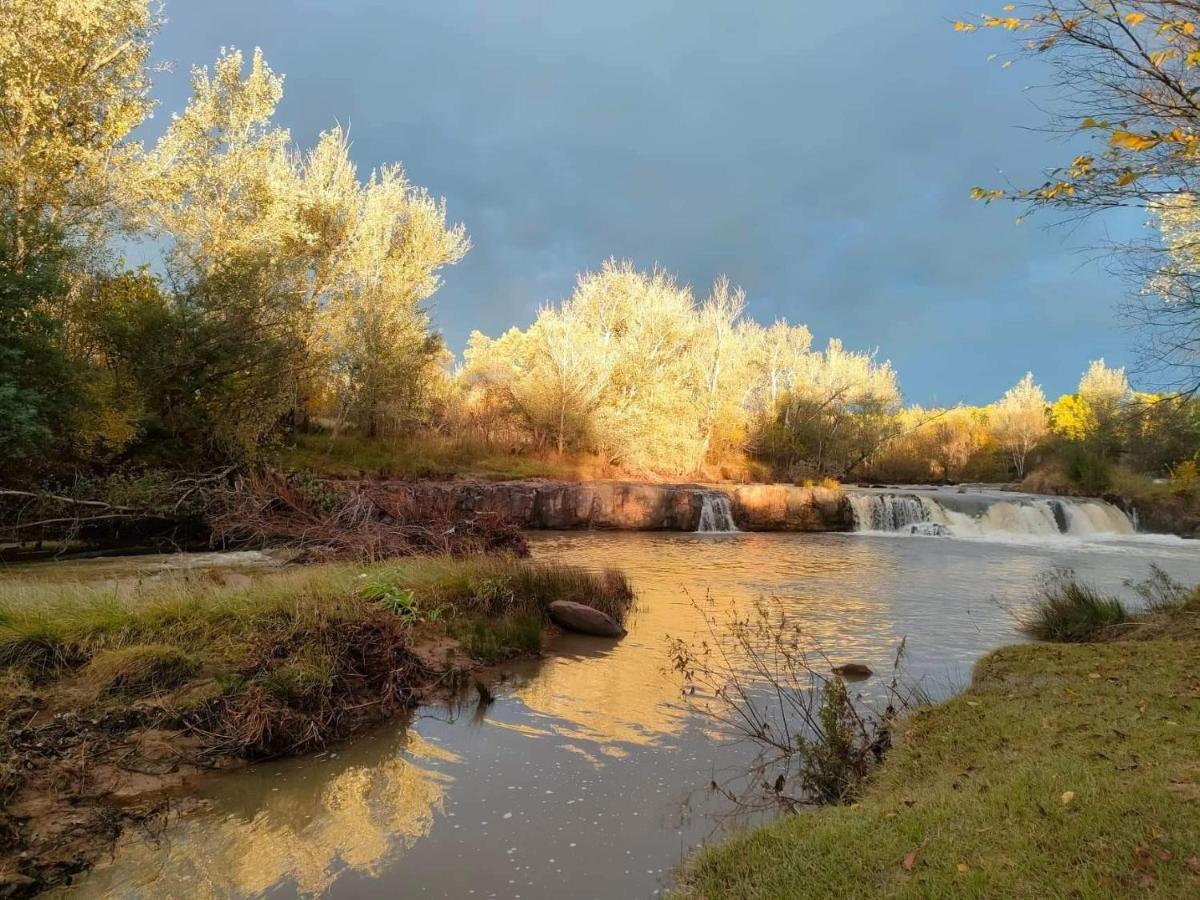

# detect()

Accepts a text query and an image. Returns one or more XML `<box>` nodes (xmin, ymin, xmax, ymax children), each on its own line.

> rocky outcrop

<box><xmin>378</xmin><ymin>480</ymin><xmax>852</xmax><ymax>532</ymax></box>
<box><xmin>728</xmin><ymin>484</ymin><xmax>848</xmax><ymax>532</ymax></box>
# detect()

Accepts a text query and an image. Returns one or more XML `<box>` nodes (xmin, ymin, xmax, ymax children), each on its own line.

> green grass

<box><xmin>447</xmin><ymin>613</ymin><xmax>544</xmax><ymax>663</ymax></box>
<box><xmin>0</xmin><ymin>556</ymin><xmax>631</xmax><ymax>669</ymax></box>
<box><xmin>678</xmin><ymin>638</ymin><xmax>1200</xmax><ymax>898</ymax></box>
<box><xmin>1018</xmin><ymin>571</ymin><xmax>1130</xmax><ymax>642</ymax></box>
<box><xmin>85</xmin><ymin>644</ymin><xmax>200</xmax><ymax>697</ymax></box>
<box><xmin>274</xmin><ymin>431</ymin><xmax>585</xmax><ymax>481</ymax></box>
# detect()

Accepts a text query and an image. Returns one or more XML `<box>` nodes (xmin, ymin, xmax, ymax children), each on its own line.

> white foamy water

<box><xmin>848</xmin><ymin>486</ymin><xmax>1139</xmax><ymax>544</ymax></box>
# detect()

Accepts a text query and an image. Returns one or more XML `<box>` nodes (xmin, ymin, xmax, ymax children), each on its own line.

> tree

<box><xmin>958</xmin><ymin>3</ymin><xmax>1200</xmax><ymax>387</ymax></box>
<box><xmin>991</xmin><ymin>372</ymin><xmax>1049</xmax><ymax>477</ymax></box>
<box><xmin>765</xmin><ymin>339</ymin><xmax>901</xmax><ymax>478</ymax></box>
<box><xmin>315</xmin><ymin>142</ymin><xmax>469</xmax><ymax>437</ymax></box>
<box><xmin>0</xmin><ymin>0</ymin><xmax>157</xmax><ymax>268</ymax></box>
<box><xmin>0</xmin><ymin>225</ymin><xmax>77</xmax><ymax>465</ymax></box>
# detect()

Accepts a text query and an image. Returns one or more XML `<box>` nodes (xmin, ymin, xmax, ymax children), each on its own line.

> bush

<box><xmin>1020</xmin><ymin>570</ymin><xmax>1128</xmax><ymax>642</ymax></box>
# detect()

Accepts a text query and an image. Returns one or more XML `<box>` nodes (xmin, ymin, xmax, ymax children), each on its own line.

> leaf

<box><xmin>902</xmin><ymin>851</ymin><xmax>918</xmax><ymax>870</ymax></box>
<box><xmin>1110</xmin><ymin>130</ymin><xmax>1161</xmax><ymax>151</ymax></box>
<box><xmin>957</xmin><ymin>863</ymin><xmax>969</xmax><ymax>873</ymax></box>
<box><xmin>1125</xmin><ymin>13</ymin><xmax>1147</xmax><ymax>26</ymax></box>
<box><xmin>1061</xmin><ymin>790</ymin><xmax>1075</xmax><ymax>805</ymax></box>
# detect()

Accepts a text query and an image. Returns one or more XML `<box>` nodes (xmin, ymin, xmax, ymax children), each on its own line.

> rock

<box><xmin>377</xmin><ymin>479</ymin><xmax>853</xmax><ymax>532</ymax></box>
<box><xmin>730</xmin><ymin>484</ymin><xmax>853</xmax><ymax>532</ymax></box>
<box><xmin>547</xmin><ymin>601</ymin><xmax>627</xmax><ymax>638</ymax></box>
<box><xmin>832</xmin><ymin>663</ymin><xmax>873</xmax><ymax>679</ymax></box>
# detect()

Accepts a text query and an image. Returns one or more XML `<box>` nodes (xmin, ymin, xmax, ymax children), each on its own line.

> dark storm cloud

<box><xmin>144</xmin><ymin>0</ymin><xmax>1143</xmax><ymax>402</ymax></box>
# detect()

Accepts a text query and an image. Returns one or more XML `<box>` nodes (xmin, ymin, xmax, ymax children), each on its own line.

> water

<box><xmin>848</xmin><ymin>486</ymin><xmax>1135</xmax><ymax>539</ymax></box>
<box><xmin>696</xmin><ymin>492</ymin><xmax>738</xmax><ymax>533</ymax></box>
<box><xmin>58</xmin><ymin>528</ymin><xmax>1200</xmax><ymax>899</ymax></box>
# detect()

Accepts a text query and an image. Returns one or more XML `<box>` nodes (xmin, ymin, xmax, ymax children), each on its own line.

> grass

<box><xmin>677</xmin><ymin>581</ymin><xmax>1200</xmax><ymax>898</ymax></box>
<box><xmin>274</xmin><ymin>431</ymin><xmax>589</xmax><ymax>481</ymax></box>
<box><xmin>0</xmin><ymin>555</ymin><xmax>633</xmax><ymax>746</ymax></box>
<box><xmin>678</xmin><ymin>638</ymin><xmax>1200</xmax><ymax>898</ymax></box>
<box><xmin>0</xmin><ymin>554</ymin><xmax>633</xmax><ymax>681</ymax></box>
<box><xmin>1018</xmin><ymin>570</ymin><xmax>1130</xmax><ymax>642</ymax></box>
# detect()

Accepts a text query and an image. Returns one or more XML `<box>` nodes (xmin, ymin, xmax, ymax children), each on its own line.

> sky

<box><xmin>141</xmin><ymin>0</ymin><xmax>1148</xmax><ymax>405</ymax></box>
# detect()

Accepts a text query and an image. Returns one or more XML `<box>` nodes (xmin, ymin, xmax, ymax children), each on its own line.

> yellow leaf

<box><xmin>1003</xmin><ymin>3</ymin><xmax>1014</xmax><ymax>10</ymax></box>
<box><xmin>1110</xmin><ymin>130</ymin><xmax>1161</xmax><ymax>151</ymax></box>
<box><xmin>1150</xmin><ymin>49</ymin><xmax>1178</xmax><ymax>67</ymax></box>
<box><xmin>957</xmin><ymin>863</ymin><xmax>969</xmax><ymax>873</ymax></box>
<box><xmin>1125</xmin><ymin>13</ymin><xmax>1147</xmax><ymax>26</ymax></box>
<box><xmin>1081</xmin><ymin>116</ymin><xmax>1097</xmax><ymax>128</ymax></box>
<box><xmin>1117</xmin><ymin>170</ymin><xmax>1138</xmax><ymax>186</ymax></box>
<box><xmin>1061</xmin><ymin>790</ymin><xmax>1075</xmax><ymax>805</ymax></box>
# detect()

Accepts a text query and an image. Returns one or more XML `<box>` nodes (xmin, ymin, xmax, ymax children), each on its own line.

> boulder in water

<box><xmin>547</xmin><ymin>601</ymin><xmax>627</xmax><ymax>638</ymax></box>
<box><xmin>832</xmin><ymin>663</ymin><xmax>873</xmax><ymax>679</ymax></box>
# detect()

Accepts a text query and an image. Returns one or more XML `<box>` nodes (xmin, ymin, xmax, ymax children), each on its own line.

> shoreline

<box><xmin>675</xmin><ymin>630</ymin><xmax>1200</xmax><ymax>897</ymax></box>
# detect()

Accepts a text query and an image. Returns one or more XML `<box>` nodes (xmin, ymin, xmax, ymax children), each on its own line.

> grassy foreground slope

<box><xmin>679</xmin><ymin>639</ymin><xmax>1200</xmax><ymax>898</ymax></box>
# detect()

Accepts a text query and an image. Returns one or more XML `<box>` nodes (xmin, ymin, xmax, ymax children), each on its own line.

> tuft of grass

<box><xmin>448</xmin><ymin>613</ymin><xmax>543</xmax><ymax>663</ymax></box>
<box><xmin>1019</xmin><ymin>570</ymin><xmax>1128</xmax><ymax>642</ymax></box>
<box><xmin>677</xmin><ymin>638</ymin><xmax>1200</xmax><ymax>899</ymax></box>
<box><xmin>85</xmin><ymin>644</ymin><xmax>199</xmax><ymax>697</ymax></box>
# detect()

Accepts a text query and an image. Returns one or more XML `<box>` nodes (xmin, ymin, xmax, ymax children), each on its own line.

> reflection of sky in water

<box><xmin>64</xmin><ymin>532</ymin><xmax>1200</xmax><ymax>899</ymax></box>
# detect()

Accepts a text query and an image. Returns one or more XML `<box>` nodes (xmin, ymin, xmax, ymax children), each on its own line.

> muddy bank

<box><xmin>380</xmin><ymin>480</ymin><xmax>852</xmax><ymax>532</ymax></box>
<box><xmin>0</xmin><ymin>558</ymin><xmax>634</xmax><ymax>897</ymax></box>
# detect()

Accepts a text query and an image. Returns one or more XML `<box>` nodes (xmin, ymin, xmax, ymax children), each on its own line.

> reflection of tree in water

<box><xmin>67</xmin><ymin>735</ymin><xmax>452</xmax><ymax>899</ymax></box>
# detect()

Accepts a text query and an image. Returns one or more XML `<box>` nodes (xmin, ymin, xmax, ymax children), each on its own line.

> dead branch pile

<box><xmin>207</xmin><ymin>472</ymin><xmax>527</xmax><ymax>562</ymax></box>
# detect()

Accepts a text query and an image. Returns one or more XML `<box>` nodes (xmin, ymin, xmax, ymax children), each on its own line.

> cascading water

<box><xmin>848</xmin><ymin>488</ymin><xmax>1135</xmax><ymax>539</ymax></box>
<box><xmin>697</xmin><ymin>492</ymin><xmax>739</xmax><ymax>533</ymax></box>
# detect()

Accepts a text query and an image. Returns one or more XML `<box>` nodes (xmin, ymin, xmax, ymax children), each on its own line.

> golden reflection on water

<box><xmin>513</xmin><ymin>532</ymin><xmax>898</xmax><ymax>749</ymax></box>
<box><xmin>63</xmin><ymin>734</ymin><xmax>451</xmax><ymax>899</ymax></box>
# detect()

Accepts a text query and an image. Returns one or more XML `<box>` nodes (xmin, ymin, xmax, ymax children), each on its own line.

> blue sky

<box><xmin>142</xmin><ymin>0</ymin><xmax>1146</xmax><ymax>404</ymax></box>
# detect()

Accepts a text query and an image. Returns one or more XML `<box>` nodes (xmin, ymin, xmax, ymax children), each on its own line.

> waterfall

<box><xmin>847</xmin><ymin>494</ymin><xmax>947</xmax><ymax>535</ymax></box>
<box><xmin>697</xmin><ymin>493</ymin><xmax>739</xmax><ymax>533</ymax></box>
<box><xmin>848</xmin><ymin>489</ymin><xmax>1135</xmax><ymax>538</ymax></box>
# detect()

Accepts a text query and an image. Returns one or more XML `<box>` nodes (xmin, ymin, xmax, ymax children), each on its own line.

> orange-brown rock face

<box><xmin>380</xmin><ymin>480</ymin><xmax>851</xmax><ymax>532</ymax></box>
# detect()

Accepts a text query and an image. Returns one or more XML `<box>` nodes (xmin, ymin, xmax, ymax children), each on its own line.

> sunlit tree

<box><xmin>991</xmin><ymin>372</ymin><xmax>1049</xmax><ymax>477</ymax></box>
<box><xmin>0</xmin><ymin>0</ymin><xmax>157</xmax><ymax>268</ymax></box>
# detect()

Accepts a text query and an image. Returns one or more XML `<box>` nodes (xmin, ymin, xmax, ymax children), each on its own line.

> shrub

<box><xmin>1020</xmin><ymin>570</ymin><xmax>1128</xmax><ymax>642</ymax></box>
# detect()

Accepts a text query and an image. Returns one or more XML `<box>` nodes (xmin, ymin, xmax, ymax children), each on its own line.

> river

<box><xmin>54</xmin><ymin>519</ymin><xmax>1200</xmax><ymax>900</ymax></box>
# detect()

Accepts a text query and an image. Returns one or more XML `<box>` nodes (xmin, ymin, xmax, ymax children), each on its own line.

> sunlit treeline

<box><xmin>442</xmin><ymin>282</ymin><xmax>1200</xmax><ymax>483</ymax></box>
<box><xmin>5</xmin><ymin>0</ymin><xmax>1200</xmax><ymax>492</ymax></box>
<box><xmin>447</xmin><ymin>260</ymin><xmax>897</xmax><ymax>476</ymax></box>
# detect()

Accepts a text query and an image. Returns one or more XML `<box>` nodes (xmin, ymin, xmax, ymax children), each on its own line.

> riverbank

<box><xmin>0</xmin><ymin>557</ymin><xmax>633</xmax><ymax>896</ymax></box>
<box><xmin>677</xmin><ymin>602</ymin><xmax>1200</xmax><ymax>897</ymax></box>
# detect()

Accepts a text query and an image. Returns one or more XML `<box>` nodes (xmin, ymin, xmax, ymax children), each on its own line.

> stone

<box><xmin>376</xmin><ymin>479</ymin><xmax>853</xmax><ymax>532</ymax></box>
<box><xmin>547</xmin><ymin>601</ymin><xmax>627</xmax><ymax>638</ymax></box>
<box><xmin>832</xmin><ymin>663</ymin><xmax>873</xmax><ymax>679</ymax></box>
